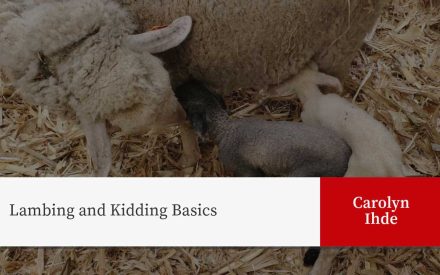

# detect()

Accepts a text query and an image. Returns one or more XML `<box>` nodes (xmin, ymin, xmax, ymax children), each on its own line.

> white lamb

<box><xmin>275</xmin><ymin>63</ymin><xmax>405</xmax><ymax>177</ymax></box>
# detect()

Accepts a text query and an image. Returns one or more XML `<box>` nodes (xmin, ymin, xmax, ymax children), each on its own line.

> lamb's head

<box><xmin>0</xmin><ymin>0</ymin><xmax>192</xmax><ymax>134</ymax></box>
<box><xmin>0</xmin><ymin>0</ymin><xmax>192</xmax><ymax>175</ymax></box>
<box><xmin>175</xmin><ymin>80</ymin><xmax>227</xmax><ymax>138</ymax></box>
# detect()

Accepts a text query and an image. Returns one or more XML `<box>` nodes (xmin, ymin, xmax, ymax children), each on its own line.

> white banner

<box><xmin>0</xmin><ymin>178</ymin><xmax>320</xmax><ymax>247</ymax></box>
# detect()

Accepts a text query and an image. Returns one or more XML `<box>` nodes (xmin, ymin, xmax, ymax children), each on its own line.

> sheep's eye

<box><xmin>33</xmin><ymin>52</ymin><xmax>53</xmax><ymax>81</ymax></box>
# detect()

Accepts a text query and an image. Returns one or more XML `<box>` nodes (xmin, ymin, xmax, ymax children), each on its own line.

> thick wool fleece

<box><xmin>119</xmin><ymin>0</ymin><xmax>385</xmax><ymax>94</ymax></box>
<box><xmin>0</xmin><ymin>0</ymin><xmax>180</xmax><ymax>131</ymax></box>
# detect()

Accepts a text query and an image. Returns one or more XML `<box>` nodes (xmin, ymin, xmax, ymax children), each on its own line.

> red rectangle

<box><xmin>321</xmin><ymin>178</ymin><xmax>440</xmax><ymax>247</ymax></box>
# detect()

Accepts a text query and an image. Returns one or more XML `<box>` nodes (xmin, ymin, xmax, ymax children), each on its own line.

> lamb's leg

<box><xmin>313</xmin><ymin>72</ymin><xmax>343</xmax><ymax>94</ymax></box>
<box><xmin>308</xmin><ymin>248</ymin><xmax>340</xmax><ymax>275</ymax></box>
<box><xmin>271</xmin><ymin>64</ymin><xmax>343</xmax><ymax>101</ymax></box>
<box><xmin>304</xmin><ymin>247</ymin><xmax>321</xmax><ymax>266</ymax></box>
<box><xmin>178</xmin><ymin>122</ymin><xmax>201</xmax><ymax>168</ymax></box>
<box><xmin>79</xmin><ymin>116</ymin><xmax>112</xmax><ymax>177</ymax></box>
<box><xmin>291</xmin><ymin>63</ymin><xmax>343</xmax><ymax>93</ymax></box>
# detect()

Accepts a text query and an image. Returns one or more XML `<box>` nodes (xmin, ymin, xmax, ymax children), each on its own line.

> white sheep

<box><xmin>0</xmin><ymin>0</ymin><xmax>195</xmax><ymax>176</ymax></box>
<box><xmin>119</xmin><ymin>0</ymin><xmax>386</xmax><ymax>94</ymax></box>
<box><xmin>275</xmin><ymin>63</ymin><xmax>405</xmax><ymax>177</ymax></box>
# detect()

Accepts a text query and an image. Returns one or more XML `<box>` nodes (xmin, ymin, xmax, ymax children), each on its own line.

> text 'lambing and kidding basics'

<box><xmin>8</xmin><ymin>203</ymin><xmax>218</xmax><ymax>220</ymax></box>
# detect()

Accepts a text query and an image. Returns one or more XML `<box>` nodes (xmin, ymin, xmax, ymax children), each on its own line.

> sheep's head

<box><xmin>0</xmin><ymin>0</ymin><xmax>192</xmax><ymax>176</ymax></box>
<box><xmin>0</xmin><ymin>0</ymin><xmax>192</xmax><ymax>134</ymax></box>
<box><xmin>106</xmin><ymin>16</ymin><xmax>193</xmax><ymax>135</ymax></box>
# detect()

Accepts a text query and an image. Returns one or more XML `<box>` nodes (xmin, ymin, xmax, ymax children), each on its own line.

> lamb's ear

<box><xmin>79</xmin><ymin>115</ymin><xmax>112</xmax><ymax>177</ymax></box>
<box><xmin>124</xmin><ymin>16</ymin><xmax>192</xmax><ymax>54</ymax></box>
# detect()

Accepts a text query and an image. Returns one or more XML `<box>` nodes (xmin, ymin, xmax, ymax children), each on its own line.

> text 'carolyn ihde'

<box><xmin>9</xmin><ymin>203</ymin><xmax>218</xmax><ymax>220</ymax></box>
<box><xmin>353</xmin><ymin>196</ymin><xmax>410</xmax><ymax>225</ymax></box>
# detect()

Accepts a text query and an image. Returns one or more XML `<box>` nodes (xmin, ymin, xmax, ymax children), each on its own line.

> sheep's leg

<box><xmin>79</xmin><ymin>116</ymin><xmax>112</xmax><ymax>177</ymax></box>
<box><xmin>178</xmin><ymin>122</ymin><xmax>201</xmax><ymax>168</ymax></box>
<box><xmin>313</xmin><ymin>72</ymin><xmax>343</xmax><ymax>94</ymax></box>
<box><xmin>308</xmin><ymin>248</ymin><xmax>340</xmax><ymax>275</ymax></box>
<box><xmin>304</xmin><ymin>247</ymin><xmax>321</xmax><ymax>266</ymax></box>
<box><xmin>270</xmin><ymin>65</ymin><xmax>343</xmax><ymax>102</ymax></box>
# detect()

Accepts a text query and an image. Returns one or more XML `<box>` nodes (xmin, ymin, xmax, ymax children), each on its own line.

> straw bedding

<box><xmin>0</xmin><ymin>0</ymin><xmax>439</xmax><ymax>274</ymax></box>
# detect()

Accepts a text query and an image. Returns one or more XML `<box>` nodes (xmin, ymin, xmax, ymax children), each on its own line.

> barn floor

<box><xmin>0</xmin><ymin>0</ymin><xmax>439</xmax><ymax>274</ymax></box>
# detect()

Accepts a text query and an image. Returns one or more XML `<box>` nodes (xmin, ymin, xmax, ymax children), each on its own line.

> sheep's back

<box><xmin>219</xmin><ymin>119</ymin><xmax>351</xmax><ymax>177</ymax></box>
<box><xmin>119</xmin><ymin>0</ymin><xmax>384</xmax><ymax>94</ymax></box>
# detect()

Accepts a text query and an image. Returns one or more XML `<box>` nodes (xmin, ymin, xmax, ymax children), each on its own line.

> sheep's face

<box><xmin>61</xmin><ymin>15</ymin><xmax>192</xmax><ymax>134</ymax></box>
<box><xmin>0</xmin><ymin>0</ymin><xmax>192</xmax><ymax>134</ymax></box>
<box><xmin>100</xmin><ymin>16</ymin><xmax>193</xmax><ymax>134</ymax></box>
<box><xmin>106</xmin><ymin>50</ymin><xmax>187</xmax><ymax>134</ymax></box>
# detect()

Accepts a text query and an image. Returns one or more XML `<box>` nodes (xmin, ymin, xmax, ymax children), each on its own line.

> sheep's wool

<box><xmin>0</xmin><ymin>0</ymin><xmax>174</xmax><ymax>124</ymax></box>
<box><xmin>120</xmin><ymin>0</ymin><xmax>385</xmax><ymax>95</ymax></box>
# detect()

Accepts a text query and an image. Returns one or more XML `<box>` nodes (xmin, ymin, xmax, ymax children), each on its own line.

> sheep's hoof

<box><xmin>304</xmin><ymin>247</ymin><xmax>320</xmax><ymax>266</ymax></box>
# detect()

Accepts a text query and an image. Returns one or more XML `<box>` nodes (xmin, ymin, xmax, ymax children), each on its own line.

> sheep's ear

<box><xmin>79</xmin><ymin>116</ymin><xmax>112</xmax><ymax>177</ymax></box>
<box><xmin>124</xmin><ymin>16</ymin><xmax>192</xmax><ymax>54</ymax></box>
